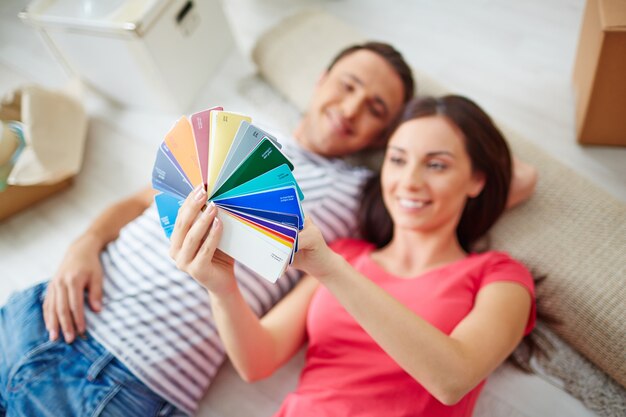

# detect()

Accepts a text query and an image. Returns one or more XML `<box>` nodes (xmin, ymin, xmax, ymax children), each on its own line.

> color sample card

<box><xmin>221</xmin><ymin>207</ymin><xmax>299</xmax><ymax>256</ymax></box>
<box><xmin>152</xmin><ymin>107</ymin><xmax>305</xmax><ymax>283</ymax></box>
<box><xmin>215</xmin><ymin>164</ymin><xmax>303</xmax><ymax>201</ymax></box>
<box><xmin>220</xmin><ymin>206</ymin><xmax>301</xmax><ymax>229</ymax></box>
<box><xmin>152</xmin><ymin>146</ymin><xmax>193</xmax><ymax>199</ymax></box>
<box><xmin>211</xmin><ymin>138</ymin><xmax>294</xmax><ymax>199</ymax></box>
<box><xmin>213</xmin><ymin>186</ymin><xmax>304</xmax><ymax>228</ymax></box>
<box><xmin>164</xmin><ymin>117</ymin><xmax>203</xmax><ymax>188</ymax></box>
<box><xmin>155</xmin><ymin>192</ymin><xmax>185</xmax><ymax>238</ymax></box>
<box><xmin>215</xmin><ymin>209</ymin><xmax>293</xmax><ymax>282</ymax></box>
<box><xmin>207</xmin><ymin>111</ymin><xmax>252</xmax><ymax>194</ymax></box>
<box><xmin>191</xmin><ymin>106</ymin><xmax>222</xmax><ymax>187</ymax></box>
<box><xmin>213</xmin><ymin>121</ymin><xmax>281</xmax><ymax>193</ymax></box>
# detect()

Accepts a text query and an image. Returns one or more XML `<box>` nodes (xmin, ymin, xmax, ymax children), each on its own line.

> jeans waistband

<box><xmin>71</xmin><ymin>332</ymin><xmax>134</xmax><ymax>384</ymax></box>
<box><xmin>33</xmin><ymin>282</ymin><xmax>132</xmax><ymax>385</ymax></box>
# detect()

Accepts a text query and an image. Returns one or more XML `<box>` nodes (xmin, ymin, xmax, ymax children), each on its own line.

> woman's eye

<box><xmin>389</xmin><ymin>156</ymin><xmax>406</xmax><ymax>165</ymax></box>
<box><xmin>428</xmin><ymin>161</ymin><xmax>447</xmax><ymax>171</ymax></box>
<box><xmin>342</xmin><ymin>81</ymin><xmax>354</xmax><ymax>92</ymax></box>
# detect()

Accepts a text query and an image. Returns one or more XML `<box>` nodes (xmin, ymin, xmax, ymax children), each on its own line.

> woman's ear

<box><xmin>468</xmin><ymin>171</ymin><xmax>486</xmax><ymax>198</ymax></box>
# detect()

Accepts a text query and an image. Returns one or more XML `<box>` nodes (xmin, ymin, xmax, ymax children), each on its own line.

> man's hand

<box><xmin>43</xmin><ymin>233</ymin><xmax>103</xmax><ymax>343</ymax></box>
<box><xmin>41</xmin><ymin>186</ymin><xmax>155</xmax><ymax>343</ymax></box>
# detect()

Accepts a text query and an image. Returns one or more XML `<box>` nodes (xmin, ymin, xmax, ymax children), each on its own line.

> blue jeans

<box><xmin>0</xmin><ymin>282</ymin><xmax>177</xmax><ymax>417</ymax></box>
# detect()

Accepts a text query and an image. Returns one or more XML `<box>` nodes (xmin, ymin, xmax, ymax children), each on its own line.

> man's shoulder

<box><xmin>283</xmin><ymin>139</ymin><xmax>373</xmax><ymax>176</ymax></box>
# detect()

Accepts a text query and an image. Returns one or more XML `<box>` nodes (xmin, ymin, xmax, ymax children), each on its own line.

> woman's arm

<box><xmin>329</xmin><ymin>263</ymin><xmax>530</xmax><ymax>404</ymax></box>
<box><xmin>293</xmin><ymin>223</ymin><xmax>532</xmax><ymax>406</ymax></box>
<box><xmin>314</xmin><ymin>253</ymin><xmax>531</xmax><ymax>405</ymax></box>
<box><xmin>169</xmin><ymin>187</ymin><xmax>318</xmax><ymax>382</ymax></box>
<box><xmin>211</xmin><ymin>275</ymin><xmax>318</xmax><ymax>381</ymax></box>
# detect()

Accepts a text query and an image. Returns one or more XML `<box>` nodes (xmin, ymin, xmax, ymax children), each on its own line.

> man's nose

<box><xmin>342</xmin><ymin>91</ymin><xmax>366</xmax><ymax>119</ymax></box>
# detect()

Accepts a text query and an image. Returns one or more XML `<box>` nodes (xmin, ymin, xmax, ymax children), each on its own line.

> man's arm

<box><xmin>43</xmin><ymin>186</ymin><xmax>156</xmax><ymax>343</ymax></box>
<box><xmin>507</xmin><ymin>157</ymin><xmax>538</xmax><ymax>209</ymax></box>
<box><xmin>80</xmin><ymin>186</ymin><xmax>156</xmax><ymax>249</ymax></box>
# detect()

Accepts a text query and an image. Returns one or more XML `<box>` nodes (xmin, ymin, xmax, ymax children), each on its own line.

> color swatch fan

<box><xmin>152</xmin><ymin>107</ymin><xmax>304</xmax><ymax>283</ymax></box>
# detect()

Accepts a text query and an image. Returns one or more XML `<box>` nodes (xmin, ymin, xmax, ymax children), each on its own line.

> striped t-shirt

<box><xmin>84</xmin><ymin>132</ymin><xmax>372</xmax><ymax>415</ymax></box>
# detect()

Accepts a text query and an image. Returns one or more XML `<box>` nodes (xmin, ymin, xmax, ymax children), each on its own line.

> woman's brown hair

<box><xmin>359</xmin><ymin>95</ymin><xmax>512</xmax><ymax>252</ymax></box>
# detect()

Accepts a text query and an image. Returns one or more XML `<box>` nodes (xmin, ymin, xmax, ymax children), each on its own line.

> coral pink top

<box><xmin>274</xmin><ymin>239</ymin><xmax>535</xmax><ymax>417</ymax></box>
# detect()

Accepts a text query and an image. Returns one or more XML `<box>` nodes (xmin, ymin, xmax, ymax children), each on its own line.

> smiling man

<box><xmin>295</xmin><ymin>45</ymin><xmax>410</xmax><ymax>157</ymax></box>
<box><xmin>0</xmin><ymin>42</ymin><xmax>536</xmax><ymax>416</ymax></box>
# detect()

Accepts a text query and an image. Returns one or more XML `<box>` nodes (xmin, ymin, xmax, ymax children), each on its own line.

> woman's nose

<box><xmin>401</xmin><ymin>166</ymin><xmax>424</xmax><ymax>189</ymax></box>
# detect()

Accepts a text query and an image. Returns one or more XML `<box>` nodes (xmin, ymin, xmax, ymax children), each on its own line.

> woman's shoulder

<box><xmin>329</xmin><ymin>238</ymin><xmax>375</xmax><ymax>263</ymax></box>
<box><xmin>471</xmin><ymin>251</ymin><xmax>536</xmax><ymax>335</ymax></box>
<box><xmin>471</xmin><ymin>250</ymin><xmax>529</xmax><ymax>272</ymax></box>
<box><xmin>470</xmin><ymin>251</ymin><xmax>535</xmax><ymax>292</ymax></box>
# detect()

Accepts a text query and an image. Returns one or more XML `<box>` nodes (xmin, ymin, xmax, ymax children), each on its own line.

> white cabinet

<box><xmin>20</xmin><ymin>0</ymin><xmax>235</xmax><ymax>112</ymax></box>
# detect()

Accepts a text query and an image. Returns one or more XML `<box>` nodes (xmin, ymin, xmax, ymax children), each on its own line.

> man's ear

<box><xmin>468</xmin><ymin>171</ymin><xmax>486</xmax><ymax>198</ymax></box>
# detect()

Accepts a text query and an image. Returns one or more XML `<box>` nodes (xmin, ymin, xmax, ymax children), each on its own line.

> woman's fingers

<box><xmin>196</xmin><ymin>213</ymin><xmax>223</xmax><ymax>263</ymax></box>
<box><xmin>168</xmin><ymin>199</ymin><xmax>234</xmax><ymax>292</ymax></box>
<box><xmin>170</xmin><ymin>185</ymin><xmax>207</xmax><ymax>256</ymax></box>
<box><xmin>176</xmin><ymin>202</ymin><xmax>218</xmax><ymax>267</ymax></box>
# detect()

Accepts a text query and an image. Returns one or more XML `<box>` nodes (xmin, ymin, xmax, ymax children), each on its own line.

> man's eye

<box><xmin>368</xmin><ymin>104</ymin><xmax>383</xmax><ymax>118</ymax></box>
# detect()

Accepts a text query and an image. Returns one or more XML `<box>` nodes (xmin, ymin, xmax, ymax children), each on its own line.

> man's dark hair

<box><xmin>328</xmin><ymin>42</ymin><xmax>415</xmax><ymax>104</ymax></box>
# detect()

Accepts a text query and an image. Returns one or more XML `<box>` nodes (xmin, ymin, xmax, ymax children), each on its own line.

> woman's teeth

<box><xmin>398</xmin><ymin>198</ymin><xmax>427</xmax><ymax>209</ymax></box>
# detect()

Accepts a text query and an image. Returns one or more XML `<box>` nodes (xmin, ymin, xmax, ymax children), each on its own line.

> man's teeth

<box><xmin>399</xmin><ymin>199</ymin><xmax>426</xmax><ymax>208</ymax></box>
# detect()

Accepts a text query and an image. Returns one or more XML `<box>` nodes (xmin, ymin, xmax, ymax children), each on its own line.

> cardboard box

<box><xmin>0</xmin><ymin>177</ymin><xmax>73</xmax><ymax>221</ymax></box>
<box><xmin>572</xmin><ymin>0</ymin><xmax>626</xmax><ymax>146</ymax></box>
<box><xmin>0</xmin><ymin>83</ymin><xmax>85</xmax><ymax>222</ymax></box>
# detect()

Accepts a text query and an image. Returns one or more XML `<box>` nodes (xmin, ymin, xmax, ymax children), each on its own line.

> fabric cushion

<box><xmin>490</xmin><ymin>124</ymin><xmax>626</xmax><ymax>389</ymax></box>
<box><xmin>251</xmin><ymin>9</ymin><xmax>449</xmax><ymax>113</ymax></box>
<box><xmin>252</xmin><ymin>9</ymin><xmax>626</xmax><ymax>389</ymax></box>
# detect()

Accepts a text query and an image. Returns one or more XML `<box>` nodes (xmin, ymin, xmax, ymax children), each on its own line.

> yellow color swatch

<box><xmin>207</xmin><ymin>111</ymin><xmax>251</xmax><ymax>194</ymax></box>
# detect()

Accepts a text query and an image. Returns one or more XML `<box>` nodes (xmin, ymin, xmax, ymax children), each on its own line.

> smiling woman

<box><xmin>360</xmin><ymin>95</ymin><xmax>512</xmax><ymax>253</ymax></box>
<box><xmin>381</xmin><ymin>116</ymin><xmax>486</xmax><ymax>246</ymax></box>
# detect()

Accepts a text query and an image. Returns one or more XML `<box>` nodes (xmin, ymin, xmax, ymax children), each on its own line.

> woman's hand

<box><xmin>169</xmin><ymin>186</ymin><xmax>236</xmax><ymax>296</ymax></box>
<box><xmin>291</xmin><ymin>218</ymin><xmax>343</xmax><ymax>280</ymax></box>
<box><xmin>44</xmin><ymin>233</ymin><xmax>104</xmax><ymax>343</ymax></box>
